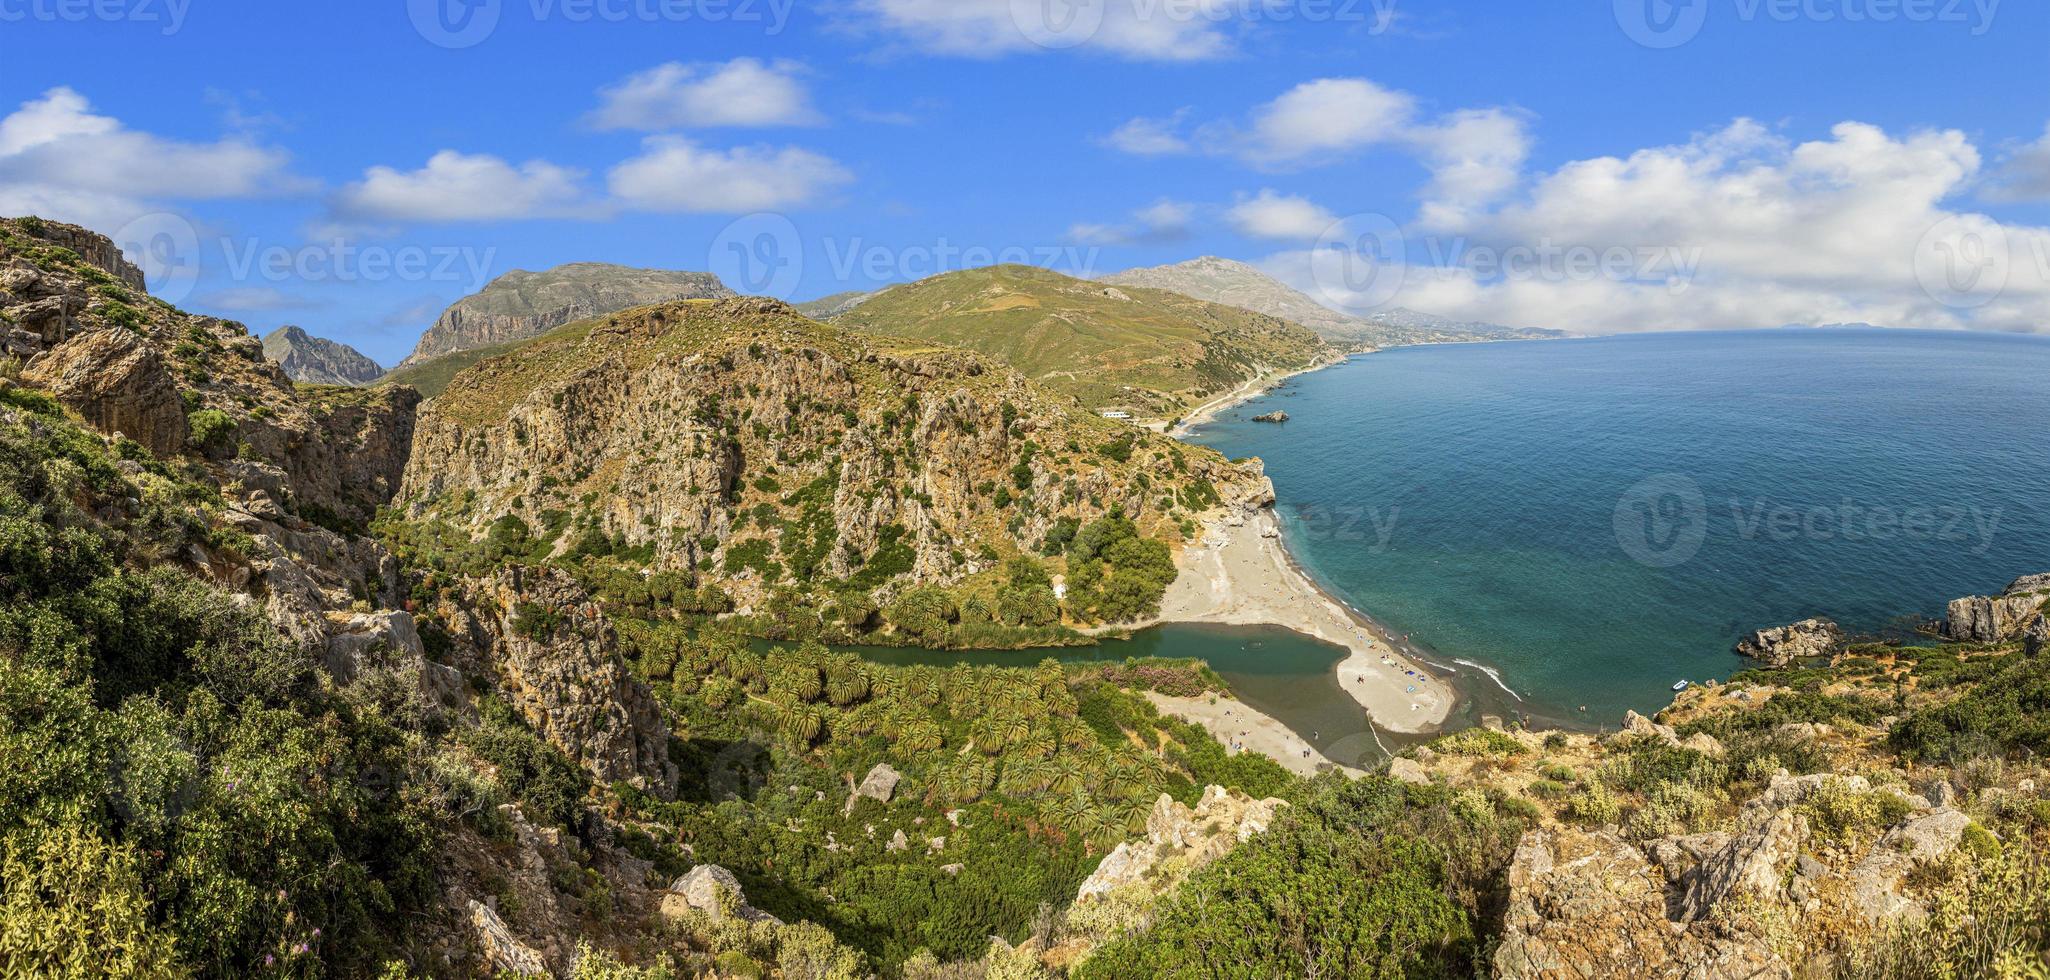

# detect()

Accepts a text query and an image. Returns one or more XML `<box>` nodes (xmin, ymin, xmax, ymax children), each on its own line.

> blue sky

<box><xmin>4</xmin><ymin>0</ymin><xmax>2048</xmax><ymax>364</ymax></box>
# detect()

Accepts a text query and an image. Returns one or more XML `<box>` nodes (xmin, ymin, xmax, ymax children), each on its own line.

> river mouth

<box><xmin>753</xmin><ymin>622</ymin><xmax>1553</xmax><ymax>768</ymax></box>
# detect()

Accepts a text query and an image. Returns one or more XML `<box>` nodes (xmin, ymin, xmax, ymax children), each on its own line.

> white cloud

<box><xmin>607</xmin><ymin>137</ymin><xmax>852</xmax><ymax>213</ymax></box>
<box><xmin>1257</xmin><ymin>119</ymin><xmax>2050</xmax><ymax>335</ymax></box>
<box><xmin>0</xmin><ymin>87</ymin><xmax>303</xmax><ymax>230</ymax></box>
<box><xmin>1410</xmin><ymin>108</ymin><xmax>1532</xmax><ymax>230</ymax></box>
<box><xmin>1227</xmin><ymin>189</ymin><xmax>1336</xmax><ymax>240</ymax></box>
<box><xmin>1239</xmin><ymin>78</ymin><xmax>1415</xmax><ymax>167</ymax></box>
<box><xmin>851</xmin><ymin>0</ymin><xmax>1236</xmax><ymax>61</ymax></box>
<box><xmin>590</xmin><ymin>59</ymin><xmax>821</xmax><ymax>130</ymax></box>
<box><xmin>1984</xmin><ymin>123</ymin><xmax>2050</xmax><ymax>203</ymax></box>
<box><xmin>334</xmin><ymin>151</ymin><xmax>597</xmax><ymax>222</ymax></box>
<box><xmin>1069</xmin><ymin>198</ymin><xmax>1195</xmax><ymax>245</ymax></box>
<box><xmin>1102</xmin><ymin>111</ymin><xmax>1191</xmax><ymax>155</ymax></box>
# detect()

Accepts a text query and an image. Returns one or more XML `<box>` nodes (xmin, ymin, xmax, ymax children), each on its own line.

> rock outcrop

<box><xmin>398</xmin><ymin>298</ymin><xmax>1268</xmax><ymax>610</ymax></box>
<box><xmin>1941</xmin><ymin>573</ymin><xmax>2050</xmax><ymax>642</ymax></box>
<box><xmin>404</xmin><ymin>262</ymin><xmax>732</xmax><ymax>364</ymax></box>
<box><xmin>1495</xmin><ymin>827</ymin><xmax>1788</xmax><ymax>979</ymax></box>
<box><xmin>447</xmin><ymin>566</ymin><xmax>677</xmax><ymax>796</ymax></box>
<box><xmin>660</xmin><ymin>865</ymin><xmax>781</xmax><ymax>925</ymax></box>
<box><xmin>1735</xmin><ymin>617</ymin><xmax>1843</xmax><ymax>667</ymax></box>
<box><xmin>22</xmin><ymin>326</ymin><xmax>188</xmax><ymax>456</ymax></box>
<box><xmin>262</xmin><ymin>324</ymin><xmax>384</xmax><ymax>386</ymax></box>
<box><xmin>1251</xmin><ymin>410</ymin><xmax>1289</xmax><ymax>423</ymax></box>
<box><xmin>1497</xmin><ymin>770</ymin><xmax>1989</xmax><ymax>980</ymax></box>
<box><xmin>1075</xmin><ymin>786</ymin><xmax>1285</xmax><ymax>903</ymax></box>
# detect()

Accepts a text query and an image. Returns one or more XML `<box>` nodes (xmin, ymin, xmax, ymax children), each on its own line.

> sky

<box><xmin>3</xmin><ymin>0</ymin><xmax>2048</xmax><ymax>365</ymax></box>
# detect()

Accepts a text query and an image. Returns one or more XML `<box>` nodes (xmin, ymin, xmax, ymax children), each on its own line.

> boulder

<box><xmin>1734</xmin><ymin>618</ymin><xmax>1843</xmax><ymax>668</ymax></box>
<box><xmin>1677</xmin><ymin>808</ymin><xmax>1807</xmax><ymax>921</ymax></box>
<box><xmin>1386</xmin><ymin>757</ymin><xmax>1431</xmax><ymax>785</ymax></box>
<box><xmin>660</xmin><ymin>864</ymin><xmax>781</xmax><ymax>925</ymax></box>
<box><xmin>467</xmin><ymin>900</ymin><xmax>549</xmax><ymax>977</ymax></box>
<box><xmin>1940</xmin><ymin>573</ymin><xmax>2049</xmax><ymax>642</ymax></box>
<box><xmin>857</xmin><ymin>763</ymin><xmax>901</xmax><ymax>803</ymax></box>
<box><xmin>1075</xmin><ymin>786</ymin><xmax>1286</xmax><ymax>902</ymax></box>
<box><xmin>1838</xmin><ymin>808</ymin><xmax>1975</xmax><ymax>923</ymax></box>
<box><xmin>22</xmin><ymin>327</ymin><xmax>188</xmax><ymax>457</ymax></box>
<box><xmin>1250</xmin><ymin>410</ymin><xmax>1289</xmax><ymax>423</ymax></box>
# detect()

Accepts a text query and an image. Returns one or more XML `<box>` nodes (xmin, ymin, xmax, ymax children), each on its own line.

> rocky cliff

<box><xmin>397</xmin><ymin>296</ymin><xmax>1270</xmax><ymax>611</ymax></box>
<box><xmin>262</xmin><ymin>324</ymin><xmax>385</xmax><ymax>386</ymax></box>
<box><xmin>1</xmin><ymin>218</ymin><xmax>418</xmax><ymax>526</ymax></box>
<box><xmin>403</xmin><ymin>262</ymin><xmax>733</xmax><ymax>365</ymax></box>
<box><xmin>1941</xmin><ymin>572</ymin><xmax>2050</xmax><ymax>642</ymax></box>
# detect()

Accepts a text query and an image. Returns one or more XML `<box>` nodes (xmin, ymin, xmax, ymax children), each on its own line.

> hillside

<box><xmin>403</xmin><ymin>262</ymin><xmax>733</xmax><ymax>365</ymax></box>
<box><xmin>1101</xmin><ymin>256</ymin><xmax>1567</xmax><ymax>350</ymax></box>
<box><xmin>391</xmin><ymin>295</ymin><xmax>1274</xmax><ymax>637</ymax></box>
<box><xmin>2</xmin><ymin>215</ymin><xmax>2046</xmax><ymax>979</ymax></box>
<box><xmin>828</xmin><ymin>265</ymin><xmax>1330</xmax><ymax>420</ymax></box>
<box><xmin>262</xmin><ymin>324</ymin><xmax>384</xmax><ymax>386</ymax></box>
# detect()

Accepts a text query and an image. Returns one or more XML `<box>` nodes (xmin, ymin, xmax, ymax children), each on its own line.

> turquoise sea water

<box><xmin>1187</xmin><ymin>329</ymin><xmax>2050</xmax><ymax>722</ymax></box>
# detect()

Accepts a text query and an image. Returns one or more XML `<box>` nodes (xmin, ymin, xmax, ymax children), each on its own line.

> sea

<box><xmin>1186</xmin><ymin>328</ymin><xmax>2050</xmax><ymax>724</ymax></box>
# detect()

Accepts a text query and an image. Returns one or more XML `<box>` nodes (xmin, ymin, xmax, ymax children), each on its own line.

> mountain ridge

<box><xmin>403</xmin><ymin>261</ymin><xmax>734</xmax><ymax>366</ymax></box>
<box><xmin>262</xmin><ymin>324</ymin><xmax>385</xmax><ymax>386</ymax></box>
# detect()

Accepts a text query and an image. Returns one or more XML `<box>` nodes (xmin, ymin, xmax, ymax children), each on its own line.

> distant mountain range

<box><xmin>1100</xmin><ymin>256</ymin><xmax>1568</xmax><ymax>349</ymax></box>
<box><xmin>402</xmin><ymin>262</ymin><xmax>732</xmax><ymax>365</ymax></box>
<box><xmin>826</xmin><ymin>264</ymin><xmax>1330</xmax><ymax>419</ymax></box>
<box><xmin>261</xmin><ymin>325</ymin><xmax>384</xmax><ymax>386</ymax></box>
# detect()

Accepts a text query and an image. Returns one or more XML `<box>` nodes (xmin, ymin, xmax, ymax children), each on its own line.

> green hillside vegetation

<box><xmin>385</xmin><ymin>298</ymin><xmax>1258</xmax><ymax>649</ymax></box>
<box><xmin>375</xmin><ymin>335</ymin><xmax>538</xmax><ymax>398</ymax></box>
<box><xmin>831</xmin><ymin>265</ymin><xmax>1329</xmax><ymax>419</ymax></box>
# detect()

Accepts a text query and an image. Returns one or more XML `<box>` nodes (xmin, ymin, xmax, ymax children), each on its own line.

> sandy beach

<box><xmin>1162</xmin><ymin>353</ymin><xmax>1347</xmax><ymax>437</ymax></box>
<box><xmin>1155</xmin><ymin>507</ymin><xmax>1456</xmax><ymax>735</ymax></box>
<box><xmin>1144</xmin><ymin>692</ymin><xmax>1361</xmax><ymax>778</ymax></box>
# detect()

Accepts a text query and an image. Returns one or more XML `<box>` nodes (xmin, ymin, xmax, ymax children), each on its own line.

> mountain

<box><xmin>827</xmin><ymin>264</ymin><xmax>1331</xmax><ymax>420</ymax></box>
<box><xmin>402</xmin><ymin>262</ymin><xmax>733</xmax><ymax>365</ymax></box>
<box><xmin>4</xmin><ymin>216</ymin><xmax>2045</xmax><ymax>977</ymax></box>
<box><xmin>395</xmin><ymin>295</ymin><xmax>1273</xmax><ymax>622</ymax></box>
<box><xmin>261</xmin><ymin>324</ymin><xmax>384</xmax><ymax>386</ymax></box>
<box><xmin>792</xmin><ymin>289</ymin><xmax>876</xmax><ymax>318</ymax></box>
<box><xmin>1100</xmin><ymin>256</ymin><xmax>1567</xmax><ymax>349</ymax></box>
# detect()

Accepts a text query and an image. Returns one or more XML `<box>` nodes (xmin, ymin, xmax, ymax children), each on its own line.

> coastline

<box><xmin>1154</xmin><ymin>506</ymin><xmax>1457</xmax><ymax>735</ymax></box>
<box><xmin>1164</xmin><ymin>351</ymin><xmax>1350</xmax><ymax>438</ymax></box>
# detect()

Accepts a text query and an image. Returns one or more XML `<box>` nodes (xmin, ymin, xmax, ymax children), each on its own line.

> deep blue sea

<box><xmin>1188</xmin><ymin>329</ymin><xmax>2050</xmax><ymax>721</ymax></box>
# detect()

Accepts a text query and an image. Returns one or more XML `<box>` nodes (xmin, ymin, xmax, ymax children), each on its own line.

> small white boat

<box><xmin>1671</xmin><ymin>680</ymin><xmax>1691</xmax><ymax>692</ymax></box>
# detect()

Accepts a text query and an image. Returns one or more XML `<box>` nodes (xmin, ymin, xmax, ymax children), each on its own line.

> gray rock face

<box><xmin>22</xmin><ymin>327</ymin><xmax>188</xmax><ymax>456</ymax></box>
<box><xmin>2024</xmin><ymin>615</ymin><xmax>2048</xmax><ymax>658</ymax></box>
<box><xmin>1942</xmin><ymin>573</ymin><xmax>2050</xmax><ymax>642</ymax></box>
<box><xmin>467</xmin><ymin>900</ymin><xmax>549</xmax><ymax>977</ymax></box>
<box><xmin>1075</xmin><ymin>786</ymin><xmax>1285</xmax><ymax>903</ymax></box>
<box><xmin>404</xmin><ymin>262</ymin><xmax>733</xmax><ymax>364</ymax></box>
<box><xmin>452</xmin><ymin>566</ymin><xmax>678</xmax><ymax>797</ymax></box>
<box><xmin>1735</xmin><ymin>617</ymin><xmax>1843</xmax><ymax>667</ymax></box>
<box><xmin>262</xmin><ymin>325</ymin><xmax>384</xmax><ymax>386</ymax></box>
<box><xmin>1494</xmin><ymin>827</ymin><xmax>1788</xmax><ymax>980</ymax></box>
